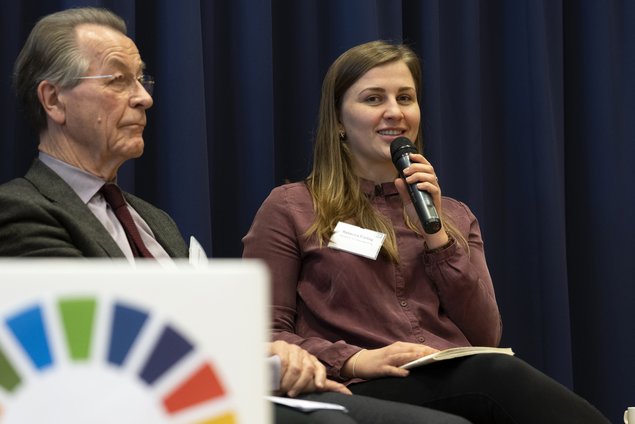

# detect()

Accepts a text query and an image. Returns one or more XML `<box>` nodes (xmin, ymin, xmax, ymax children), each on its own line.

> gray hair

<box><xmin>13</xmin><ymin>7</ymin><xmax>127</xmax><ymax>132</ymax></box>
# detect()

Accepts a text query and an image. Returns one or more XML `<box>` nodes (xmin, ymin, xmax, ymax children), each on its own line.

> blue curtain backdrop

<box><xmin>1</xmin><ymin>1</ymin><xmax>633</xmax><ymax>421</ymax></box>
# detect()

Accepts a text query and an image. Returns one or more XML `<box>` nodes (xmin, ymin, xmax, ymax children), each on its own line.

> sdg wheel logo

<box><xmin>0</xmin><ymin>295</ymin><xmax>238</xmax><ymax>424</ymax></box>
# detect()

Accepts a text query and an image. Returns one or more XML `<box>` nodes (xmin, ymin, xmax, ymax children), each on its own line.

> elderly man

<box><xmin>0</xmin><ymin>7</ymin><xmax>185</xmax><ymax>260</ymax></box>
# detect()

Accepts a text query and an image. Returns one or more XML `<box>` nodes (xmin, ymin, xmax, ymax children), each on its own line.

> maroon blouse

<box><xmin>243</xmin><ymin>179</ymin><xmax>502</xmax><ymax>379</ymax></box>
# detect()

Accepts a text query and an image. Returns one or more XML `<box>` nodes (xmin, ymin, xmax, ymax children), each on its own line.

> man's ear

<box><xmin>37</xmin><ymin>80</ymin><xmax>66</xmax><ymax>125</ymax></box>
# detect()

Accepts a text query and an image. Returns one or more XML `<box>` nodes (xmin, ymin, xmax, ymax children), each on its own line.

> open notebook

<box><xmin>0</xmin><ymin>259</ymin><xmax>270</xmax><ymax>424</ymax></box>
<box><xmin>400</xmin><ymin>346</ymin><xmax>515</xmax><ymax>370</ymax></box>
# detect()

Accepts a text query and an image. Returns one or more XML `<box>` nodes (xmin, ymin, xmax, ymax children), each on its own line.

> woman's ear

<box><xmin>37</xmin><ymin>80</ymin><xmax>66</xmax><ymax>125</ymax></box>
<box><xmin>337</xmin><ymin>123</ymin><xmax>346</xmax><ymax>140</ymax></box>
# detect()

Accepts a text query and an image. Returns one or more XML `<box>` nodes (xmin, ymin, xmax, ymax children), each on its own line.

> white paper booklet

<box><xmin>266</xmin><ymin>396</ymin><xmax>348</xmax><ymax>413</ymax></box>
<box><xmin>400</xmin><ymin>346</ymin><xmax>514</xmax><ymax>370</ymax></box>
<box><xmin>189</xmin><ymin>235</ymin><xmax>209</xmax><ymax>267</ymax></box>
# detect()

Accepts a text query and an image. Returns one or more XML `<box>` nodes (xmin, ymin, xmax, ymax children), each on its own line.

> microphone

<box><xmin>390</xmin><ymin>137</ymin><xmax>442</xmax><ymax>234</ymax></box>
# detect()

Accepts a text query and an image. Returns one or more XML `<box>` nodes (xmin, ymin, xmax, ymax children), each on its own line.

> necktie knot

<box><xmin>100</xmin><ymin>183</ymin><xmax>154</xmax><ymax>258</ymax></box>
<box><xmin>100</xmin><ymin>183</ymin><xmax>127</xmax><ymax>210</ymax></box>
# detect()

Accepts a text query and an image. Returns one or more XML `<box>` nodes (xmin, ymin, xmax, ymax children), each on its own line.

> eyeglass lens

<box><xmin>140</xmin><ymin>76</ymin><xmax>154</xmax><ymax>96</ymax></box>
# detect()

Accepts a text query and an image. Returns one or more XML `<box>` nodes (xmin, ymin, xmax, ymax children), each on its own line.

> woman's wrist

<box><xmin>343</xmin><ymin>349</ymin><xmax>366</xmax><ymax>378</ymax></box>
<box><xmin>424</xmin><ymin>230</ymin><xmax>453</xmax><ymax>252</ymax></box>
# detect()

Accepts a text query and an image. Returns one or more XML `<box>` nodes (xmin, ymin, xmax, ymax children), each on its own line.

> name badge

<box><xmin>327</xmin><ymin>221</ymin><xmax>386</xmax><ymax>260</ymax></box>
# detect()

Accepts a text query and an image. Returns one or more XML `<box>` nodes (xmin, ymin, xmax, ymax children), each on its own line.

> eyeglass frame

<box><xmin>73</xmin><ymin>74</ymin><xmax>155</xmax><ymax>96</ymax></box>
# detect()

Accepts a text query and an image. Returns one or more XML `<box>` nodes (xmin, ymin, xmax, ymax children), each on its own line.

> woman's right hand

<box><xmin>269</xmin><ymin>340</ymin><xmax>352</xmax><ymax>397</ymax></box>
<box><xmin>342</xmin><ymin>341</ymin><xmax>439</xmax><ymax>379</ymax></box>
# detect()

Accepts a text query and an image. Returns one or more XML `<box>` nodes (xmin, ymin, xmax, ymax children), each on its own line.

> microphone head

<box><xmin>390</xmin><ymin>137</ymin><xmax>418</xmax><ymax>166</ymax></box>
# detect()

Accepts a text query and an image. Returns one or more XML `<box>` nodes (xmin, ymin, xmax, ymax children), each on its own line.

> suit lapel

<box><xmin>125</xmin><ymin>194</ymin><xmax>185</xmax><ymax>258</ymax></box>
<box><xmin>25</xmin><ymin>160</ymin><xmax>126</xmax><ymax>258</ymax></box>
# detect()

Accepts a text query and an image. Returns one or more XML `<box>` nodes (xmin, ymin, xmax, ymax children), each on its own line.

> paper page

<box><xmin>188</xmin><ymin>236</ymin><xmax>209</xmax><ymax>267</ymax></box>
<box><xmin>266</xmin><ymin>355</ymin><xmax>281</xmax><ymax>391</ymax></box>
<box><xmin>266</xmin><ymin>395</ymin><xmax>348</xmax><ymax>413</ymax></box>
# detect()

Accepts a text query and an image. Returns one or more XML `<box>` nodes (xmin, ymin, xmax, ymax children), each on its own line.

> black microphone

<box><xmin>390</xmin><ymin>137</ymin><xmax>442</xmax><ymax>234</ymax></box>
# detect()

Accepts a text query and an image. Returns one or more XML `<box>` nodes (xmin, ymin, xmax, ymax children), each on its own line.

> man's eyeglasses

<box><xmin>74</xmin><ymin>74</ymin><xmax>155</xmax><ymax>96</ymax></box>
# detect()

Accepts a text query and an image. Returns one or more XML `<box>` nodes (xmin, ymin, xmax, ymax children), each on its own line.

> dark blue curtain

<box><xmin>1</xmin><ymin>1</ymin><xmax>633</xmax><ymax>421</ymax></box>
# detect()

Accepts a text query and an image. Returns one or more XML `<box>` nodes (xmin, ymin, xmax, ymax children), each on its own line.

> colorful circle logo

<box><xmin>0</xmin><ymin>295</ymin><xmax>237</xmax><ymax>423</ymax></box>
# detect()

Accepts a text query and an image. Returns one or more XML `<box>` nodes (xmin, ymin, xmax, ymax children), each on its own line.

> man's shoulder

<box><xmin>0</xmin><ymin>160</ymin><xmax>68</xmax><ymax>205</ymax></box>
<box><xmin>0</xmin><ymin>173</ymin><xmax>70</xmax><ymax>225</ymax></box>
<box><xmin>0</xmin><ymin>175</ymin><xmax>39</xmax><ymax>199</ymax></box>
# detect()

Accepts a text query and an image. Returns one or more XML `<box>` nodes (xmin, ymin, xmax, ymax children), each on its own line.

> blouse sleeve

<box><xmin>424</xmin><ymin>199</ymin><xmax>502</xmax><ymax>346</ymax></box>
<box><xmin>242</xmin><ymin>185</ymin><xmax>361</xmax><ymax>379</ymax></box>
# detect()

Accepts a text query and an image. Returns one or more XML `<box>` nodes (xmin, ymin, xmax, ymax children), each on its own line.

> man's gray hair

<box><xmin>13</xmin><ymin>7</ymin><xmax>127</xmax><ymax>132</ymax></box>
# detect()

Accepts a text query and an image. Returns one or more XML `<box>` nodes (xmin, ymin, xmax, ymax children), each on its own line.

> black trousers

<box><xmin>274</xmin><ymin>392</ymin><xmax>472</xmax><ymax>423</ymax></box>
<box><xmin>349</xmin><ymin>354</ymin><xmax>609</xmax><ymax>424</ymax></box>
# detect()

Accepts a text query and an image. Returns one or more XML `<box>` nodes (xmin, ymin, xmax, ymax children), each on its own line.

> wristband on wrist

<box><xmin>351</xmin><ymin>349</ymin><xmax>366</xmax><ymax>378</ymax></box>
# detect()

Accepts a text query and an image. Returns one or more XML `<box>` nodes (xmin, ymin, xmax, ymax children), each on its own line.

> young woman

<box><xmin>243</xmin><ymin>40</ymin><xmax>609</xmax><ymax>424</ymax></box>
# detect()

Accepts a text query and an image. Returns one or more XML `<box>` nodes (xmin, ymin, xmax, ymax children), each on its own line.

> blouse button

<box><xmin>400</xmin><ymin>300</ymin><xmax>407</xmax><ymax>307</ymax></box>
<box><xmin>418</xmin><ymin>336</ymin><xmax>425</xmax><ymax>343</ymax></box>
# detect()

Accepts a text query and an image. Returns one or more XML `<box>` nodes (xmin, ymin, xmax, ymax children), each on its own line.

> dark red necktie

<box><xmin>100</xmin><ymin>183</ymin><xmax>154</xmax><ymax>258</ymax></box>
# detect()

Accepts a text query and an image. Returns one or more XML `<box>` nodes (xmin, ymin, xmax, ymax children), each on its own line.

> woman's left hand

<box><xmin>341</xmin><ymin>341</ymin><xmax>439</xmax><ymax>380</ymax></box>
<box><xmin>394</xmin><ymin>152</ymin><xmax>441</xmax><ymax>214</ymax></box>
<box><xmin>394</xmin><ymin>153</ymin><xmax>449</xmax><ymax>249</ymax></box>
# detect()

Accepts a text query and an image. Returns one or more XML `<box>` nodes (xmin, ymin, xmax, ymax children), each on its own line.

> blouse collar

<box><xmin>359</xmin><ymin>178</ymin><xmax>399</xmax><ymax>197</ymax></box>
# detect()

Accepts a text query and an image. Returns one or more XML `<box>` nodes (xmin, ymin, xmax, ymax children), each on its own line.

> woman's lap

<box><xmin>349</xmin><ymin>354</ymin><xmax>609</xmax><ymax>424</ymax></box>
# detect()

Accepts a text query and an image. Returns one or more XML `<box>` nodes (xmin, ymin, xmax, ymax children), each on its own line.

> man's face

<box><xmin>56</xmin><ymin>24</ymin><xmax>153</xmax><ymax>179</ymax></box>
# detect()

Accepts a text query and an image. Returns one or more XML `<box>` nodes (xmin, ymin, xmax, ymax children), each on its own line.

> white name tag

<box><xmin>327</xmin><ymin>221</ymin><xmax>386</xmax><ymax>260</ymax></box>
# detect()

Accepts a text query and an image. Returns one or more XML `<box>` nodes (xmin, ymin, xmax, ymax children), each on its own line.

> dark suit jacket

<box><xmin>0</xmin><ymin>159</ymin><xmax>188</xmax><ymax>258</ymax></box>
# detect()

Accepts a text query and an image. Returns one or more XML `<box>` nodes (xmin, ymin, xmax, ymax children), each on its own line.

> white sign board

<box><xmin>0</xmin><ymin>259</ymin><xmax>270</xmax><ymax>424</ymax></box>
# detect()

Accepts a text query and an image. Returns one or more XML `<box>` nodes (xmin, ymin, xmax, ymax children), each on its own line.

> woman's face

<box><xmin>339</xmin><ymin>60</ymin><xmax>420</xmax><ymax>182</ymax></box>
